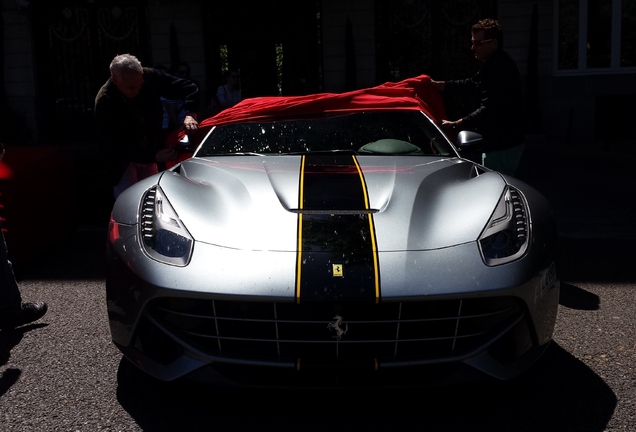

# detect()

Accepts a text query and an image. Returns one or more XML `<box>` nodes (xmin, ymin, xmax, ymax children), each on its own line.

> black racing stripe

<box><xmin>302</xmin><ymin>154</ymin><xmax>368</xmax><ymax>210</ymax></box>
<box><xmin>296</xmin><ymin>154</ymin><xmax>379</xmax><ymax>303</ymax></box>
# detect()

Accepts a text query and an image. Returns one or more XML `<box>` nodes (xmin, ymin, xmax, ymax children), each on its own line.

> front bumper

<box><xmin>106</xmin><ymin>224</ymin><xmax>559</xmax><ymax>387</ymax></box>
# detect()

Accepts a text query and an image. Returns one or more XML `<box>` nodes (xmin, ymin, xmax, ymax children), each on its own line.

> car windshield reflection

<box><xmin>196</xmin><ymin>111</ymin><xmax>455</xmax><ymax>157</ymax></box>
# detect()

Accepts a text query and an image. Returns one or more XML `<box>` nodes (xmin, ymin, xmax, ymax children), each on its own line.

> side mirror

<box><xmin>455</xmin><ymin>130</ymin><xmax>483</xmax><ymax>150</ymax></box>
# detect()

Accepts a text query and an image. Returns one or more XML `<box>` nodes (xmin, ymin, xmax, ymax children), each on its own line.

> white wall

<box><xmin>3</xmin><ymin>0</ymin><xmax>631</xmax><ymax>148</ymax></box>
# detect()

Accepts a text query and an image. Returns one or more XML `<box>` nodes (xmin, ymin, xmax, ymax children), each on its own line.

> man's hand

<box><xmin>0</xmin><ymin>148</ymin><xmax>5</xmax><ymax>163</ymax></box>
<box><xmin>429</xmin><ymin>80</ymin><xmax>446</xmax><ymax>91</ymax></box>
<box><xmin>440</xmin><ymin>119</ymin><xmax>461</xmax><ymax>132</ymax></box>
<box><xmin>155</xmin><ymin>147</ymin><xmax>179</xmax><ymax>163</ymax></box>
<box><xmin>183</xmin><ymin>114</ymin><xmax>199</xmax><ymax>131</ymax></box>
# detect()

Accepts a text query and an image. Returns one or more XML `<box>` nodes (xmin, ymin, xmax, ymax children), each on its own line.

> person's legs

<box><xmin>0</xmin><ymin>219</ymin><xmax>47</xmax><ymax>329</ymax></box>
<box><xmin>0</xmin><ymin>220</ymin><xmax>22</xmax><ymax>312</ymax></box>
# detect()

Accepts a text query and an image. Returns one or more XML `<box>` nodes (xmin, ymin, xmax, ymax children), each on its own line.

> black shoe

<box><xmin>0</xmin><ymin>302</ymin><xmax>48</xmax><ymax>330</ymax></box>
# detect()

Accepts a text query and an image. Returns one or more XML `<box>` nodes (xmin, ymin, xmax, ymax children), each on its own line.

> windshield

<box><xmin>196</xmin><ymin>111</ymin><xmax>456</xmax><ymax>157</ymax></box>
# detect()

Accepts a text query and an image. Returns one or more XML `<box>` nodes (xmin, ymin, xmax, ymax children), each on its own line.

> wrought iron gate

<box><xmin>32</xmin><ymin>1</ymin><xmax>150</xmax><ymax>143</ymax></box>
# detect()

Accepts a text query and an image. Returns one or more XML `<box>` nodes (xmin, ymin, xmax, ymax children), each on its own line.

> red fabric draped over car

<box><xmin>168</xmin><ymin>74</ymin><xmax>446</xmax><ymax>164</ymax></box>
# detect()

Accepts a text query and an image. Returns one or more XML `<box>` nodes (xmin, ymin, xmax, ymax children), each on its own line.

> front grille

<box><xmin>148</xmin><ymin>297</ymin><xmax>522</xmax><ymax>366</ymax></box>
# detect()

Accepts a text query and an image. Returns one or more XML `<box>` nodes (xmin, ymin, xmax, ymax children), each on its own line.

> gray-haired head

<box><xmin>110</xmin><ymin>54</ymin><xmax>143</xmax><ymax>74</ymax></box>
<box><xmin>110</xmin><ymin>54</ymin><xmax>144</xmax><ymax>99</ymax></box>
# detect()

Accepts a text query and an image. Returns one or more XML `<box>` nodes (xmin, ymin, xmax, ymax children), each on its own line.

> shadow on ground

<box><xmin>14</xmin><ymin>226</ymin><xmax>107</xmax><ymax>281</ymax></box>
<box><xmin>115</xmin><ymin>342</ymin><xmax>615</xmax><ymax>432</ymax></box>
<box><xmin>557</xmin><ymin>237</ymin><xmax>636</xmax><ymax>284</ymax></box>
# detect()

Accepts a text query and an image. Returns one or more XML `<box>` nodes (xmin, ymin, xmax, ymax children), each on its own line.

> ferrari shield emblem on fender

<box><xmin>332</xmin><ymin>264</ymin><xmax>344</xmax><ymax>277</ymax></box>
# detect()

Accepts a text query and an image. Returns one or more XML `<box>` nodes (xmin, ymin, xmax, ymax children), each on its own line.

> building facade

<box><xmin>1</xmin><ymin>0</ymin><xmax>635</xmax><ymax>150</ymax></box>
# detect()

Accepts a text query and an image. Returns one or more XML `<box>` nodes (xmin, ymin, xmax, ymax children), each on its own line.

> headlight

<box><xmin>478</xmin><ymin>186</ymin><xmax>529</xmax><ymax>266</ymax></box>
<box><xmin>139</xmin><ymin>186</ymin><xmax>193</xmax><ymax>266</ymax></box>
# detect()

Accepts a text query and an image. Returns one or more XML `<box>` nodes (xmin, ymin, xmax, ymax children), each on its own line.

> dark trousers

<box><xmin>0</xmin><ymin>219</ymin><xmax>22</xmax><ymax>312</ymax></box>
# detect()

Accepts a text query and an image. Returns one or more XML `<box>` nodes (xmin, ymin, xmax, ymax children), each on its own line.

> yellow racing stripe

<box><xmin>352</xmin><ymin>156</ymin><xmax>381</xmax><ymax>303</ymax></box>
<box><xmin>295</xmin><ymin>154</ymin><xmax>380</xmax><ymax>303</ymax></box>
<box><xmin>296</xmin><ymin>155</ymin><xmax>306</xmax><ymax>303</ymax></box>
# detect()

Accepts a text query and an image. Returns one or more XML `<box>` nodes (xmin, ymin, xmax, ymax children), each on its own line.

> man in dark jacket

<box><xmin>95</xmin><ymin>54</ymin><xmax>200</xmax><ymax>198</ymax></box>
<box><xmin>429</xmin><ymin>19</ymin><xmax>525</xmax><ymax>176</ymax></box>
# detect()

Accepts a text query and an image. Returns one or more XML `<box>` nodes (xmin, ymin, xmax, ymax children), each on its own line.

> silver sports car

<box><xmin>106</xmin><ymin>76</ymin><xmax>559</xmax><ymax>388</ymax></box>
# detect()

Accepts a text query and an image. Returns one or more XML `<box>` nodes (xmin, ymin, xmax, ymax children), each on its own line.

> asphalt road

<box><xmin>1</xmin><ymin>141</ymin><xmax>635</xmax><ymax>431</ymax></box>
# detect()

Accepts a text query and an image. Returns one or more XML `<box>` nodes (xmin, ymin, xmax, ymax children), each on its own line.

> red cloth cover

<box><xmin>167</xmin><ymin>75</ymin><xmax>446</xmax><ymax>165</ymax></box>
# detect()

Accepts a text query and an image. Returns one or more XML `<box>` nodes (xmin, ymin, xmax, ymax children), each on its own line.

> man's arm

<box><xmin>460</xmin><ymin>60</ymin><xmax>516</xmax><ymax>130</ymax></box>
<box><xmin>148</xmin><ymin>68</ymin><xmax>200</xmax><ymax>130</ymax></box>
<box><xmin>428</xmin><ymin>75</ymin><xmax>479</xmax><ymax>131</ymax></box>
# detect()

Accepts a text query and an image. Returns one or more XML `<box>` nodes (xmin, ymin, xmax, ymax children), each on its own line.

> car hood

<box><xmin>154</xmin><ymin>155</ymin><xmax>506</xmax><ymax>252</ymax></box>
